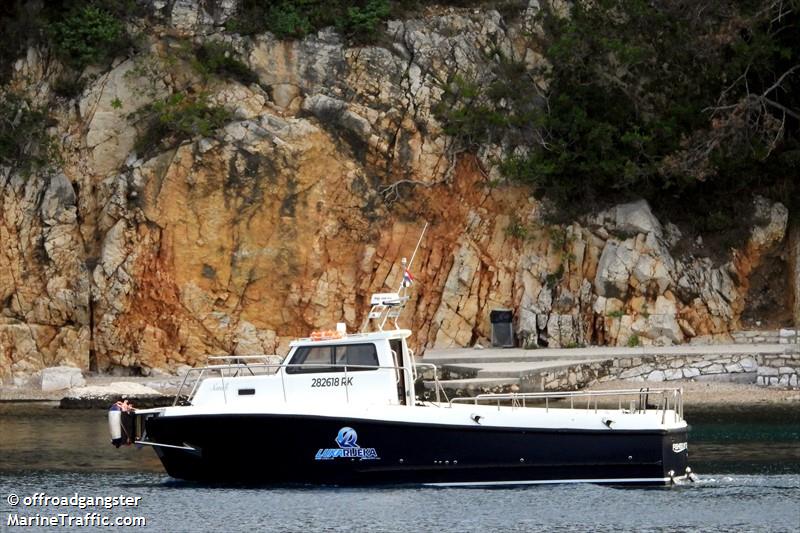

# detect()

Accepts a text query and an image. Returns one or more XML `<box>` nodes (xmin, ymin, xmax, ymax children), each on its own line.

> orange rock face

<box><xmin>0</xmin><ymin>5</ymin><xmax>794</xmax><ymax>382</ymax></box>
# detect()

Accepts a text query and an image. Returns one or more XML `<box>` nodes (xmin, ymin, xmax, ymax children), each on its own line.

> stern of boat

<box><xmin>662</xmin><ymin>427</ymin><xmax>691</xmax><ymax>483</ymax></box>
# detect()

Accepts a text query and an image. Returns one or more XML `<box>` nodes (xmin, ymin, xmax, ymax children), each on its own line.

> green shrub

<box><xmin>51</xmin><ymin>76</ymin><xmax>87</xmax><ymax>99</ymax></box>
<box><xmin>504</xmin><ymin>214</ymin><xmax>528</xmax><ymax>239</ymax></box>
<box><xmin>49</xmin><ymin>5</ymin><xmax>128</xmax><ymax>70</ymax></box>
<box><xmin>266</xmin><ymin>2</ymin><xmax>315</xmax><ymax>39</ymax></box>
<box><xmin>229</xmin><ymin>0</ymin><xmax>329</xmax><ymax>39</ymax></box>
<box><xmin>607</xmin><ymin>310</ymin><xmax>624</xmax><ymax>319</ymax></box>
<box><xmin>545</xmin><ymin>264</ymin><xmax>565</xmax><ymax>289</ymax></box>
<box><xmin>1</xmin><ymin>0</ymin><xmax>146</xmax><ymax>79</ymax></box>
<box><xmin>0</xmin><ymin>92</ymin><xmax>59</xmax><ymax>175</ymax></box>
<box><xmin>342</xmin><ymin>0</ymin><xmax>391</xmax><ymax>43</ymax></box>
<box><xmin>194</xmin><ymin>41</ymin><xmax>258</xmax><ymax>85</ymax></box>
<box><xmin>548</xmin><ymin>226</ymin><xmax>568</xmax><ymax>250</ymax></box>
<box><xmin>626</xmin><ymin>333</ymin><xmax>641</xmax><ymax>347</ymax></box>
<box><xmin>228</xmin><ymin>0</ymin><xmax>393</xmax><ymax>42</ymax></box>
<box><xmin>133</xmin><ymin>93</ymin><xmax>231</xmax><ymax>155</ymax></box>
<box><xmin>437</xmin><ymin>0</ymin><xmax>800</xmax><ymax>225</ymax></box>
<box><xmin>0</xmin><ymin>1</ymin><xmax>42</xmax><ymax>84</ymax></box>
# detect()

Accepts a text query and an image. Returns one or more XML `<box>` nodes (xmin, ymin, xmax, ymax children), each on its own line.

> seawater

<box><xmin>1</xmin><ymin>403</ymin><xmax>798</xmax><ymax>532</ymax></box>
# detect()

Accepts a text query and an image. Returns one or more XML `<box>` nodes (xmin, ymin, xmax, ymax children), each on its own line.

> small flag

<box><xmin>402</xmin><ymin>268</ymin><xmax>414</xmax><ymax>287</ymax></box>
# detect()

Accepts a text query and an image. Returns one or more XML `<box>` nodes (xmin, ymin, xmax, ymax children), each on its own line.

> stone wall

<box><xmin>537</xmin><ymin>349</ymin><xmax>800</xmax><ymax>391</ymax></box>
<box><xmin>731</xmin><ymin>329</ymin><xmax>799</xmax><ymax>345</ymax></box>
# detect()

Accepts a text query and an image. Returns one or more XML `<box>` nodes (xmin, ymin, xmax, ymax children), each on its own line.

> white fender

<box><xmin>108</xmin><ymin>409</ymin><xmax>122</xmax><ymax>440</ymax></box>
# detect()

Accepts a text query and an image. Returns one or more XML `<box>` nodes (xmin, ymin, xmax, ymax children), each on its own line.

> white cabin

<box><xmin>189</xmin><ymin>329</ymin><xmax>416</xmax><ymax>408</ymax></box>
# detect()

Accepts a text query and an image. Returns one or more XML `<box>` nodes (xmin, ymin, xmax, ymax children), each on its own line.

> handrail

<box><xmin>172</xmin><ymin>361</ymin><xmax>443</xmax><ymax>407</ymax></box>
<box><xmin>207</xmin><ymin>355</ymin><xmax>278</xmax><ymax>360</ymax></box>
<box><xmin>448</xmin><ymin>388</ymin><xmax>684</xmax><ymax>422</ymax></box>
<box><xmin>169</xmin><ymin>363</ymin><xmax>680</xmax><ymax>422</ymax></box>
<box><xmin>413</xmin><ymin>362</ymin><xmax>446</xmax><ymax>404</ymax></box>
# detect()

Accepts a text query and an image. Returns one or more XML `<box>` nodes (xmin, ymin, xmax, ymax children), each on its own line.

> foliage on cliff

<box><xmin>228</xmin><ymin>0</ymin><xmax>391</xmax><ymax>41</ymax></box>
<box><xmin>0</xmin><ymin>92</ymin><xmax>59</xmax><ymax>175</ymax></box>
<box><xmin>0</xmin><ymin>0</ymin><xmax>144</xmax><ymax>82</ymax></box>
<box><xmin>228</xmin><ymin>0</ymin><xmax>526</xmax><ymax>42</ymax></box>
<box><xmin>133</xmin><ymin>93</ymin><xmax>231</xmax><ymax>155</ymax></box>
<box><xmin>194</xmin><ymin>42</ymin><xmax>259</xmax><ymax>85</ymax></box>
<box><xmin>439</xmin><ymin>0</ymin><xmax>800</xmax><ymax>224</ymax></box>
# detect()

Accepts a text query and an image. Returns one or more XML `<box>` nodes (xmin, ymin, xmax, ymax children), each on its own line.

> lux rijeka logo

<box><xmin>315</xmin><ymin>427</ymin><xmax>379</xmax><ymax>461</ymax></box>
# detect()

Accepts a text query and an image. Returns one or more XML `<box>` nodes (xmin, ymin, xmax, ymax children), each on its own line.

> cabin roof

<box><xmin>289</xmin><ymin>329</ymin><xmax>411</xmax><ymax>347</ymax></box>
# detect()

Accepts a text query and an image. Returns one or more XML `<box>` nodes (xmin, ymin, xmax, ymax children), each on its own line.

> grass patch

<box><xmin>626</xmin><ymin>333</ymin><xmax>641</xmax><ymax>347</ymax></box>
<box><xmin>504</xmin><ymin>214</ymin><xmax>529</xmax><ymax>240</ymax></box>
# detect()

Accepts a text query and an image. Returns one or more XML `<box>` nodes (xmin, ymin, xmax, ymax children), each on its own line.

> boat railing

<box><xmin>449</xmin><ymin>388</ymin><xmax>684</xmax><ymax>423</ymax></box>
<box><xmin>172</xmin><ymin>358</ymin><xmax>445</xmax><ymax>406</ymax></box>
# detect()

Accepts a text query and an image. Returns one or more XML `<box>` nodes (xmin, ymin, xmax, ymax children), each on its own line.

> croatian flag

<box><xmin>402</xmin><ymin>268</ymin><xmax>414</xmax><ymax>288</ymax></box>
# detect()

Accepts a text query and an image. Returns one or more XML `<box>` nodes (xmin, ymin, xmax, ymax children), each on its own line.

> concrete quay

<box><xmin>421</xmin><ymin>343</ymin><xmax>799</xmax><ymax>396</ymax></box>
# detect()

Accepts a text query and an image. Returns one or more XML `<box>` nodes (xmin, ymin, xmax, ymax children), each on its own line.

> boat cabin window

<box><xmin>335</xmin><ymin>344</ymin><xmax>378</xmax><ymax>369</ymax></box>
<box><xmin>286</xmin><ymin>344</ymin><xmax>379</xmax><ymax>374</ymax></box>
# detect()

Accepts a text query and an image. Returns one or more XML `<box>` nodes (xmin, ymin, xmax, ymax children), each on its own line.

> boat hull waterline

<box><xmin>145</xmin><ymin>413</ymin><xmax>690</xmax><ymax>486</ymax></box>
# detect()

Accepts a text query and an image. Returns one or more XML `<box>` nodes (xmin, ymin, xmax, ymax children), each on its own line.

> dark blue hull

<box><xmin>144</xmin><ymin>413</ymin><xmax>689</xmax><ymax>486</ymax></box>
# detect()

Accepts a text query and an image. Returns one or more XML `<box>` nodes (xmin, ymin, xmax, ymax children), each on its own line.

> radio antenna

<box><xmin>407</xmin><ymin>222</ymin><xmax>428</xmax><ymax>272</ymax></box>
<box><xmin>397</xmin><ymin>222</ymin><xmax>428</xmax><ymax>293</ymax></box>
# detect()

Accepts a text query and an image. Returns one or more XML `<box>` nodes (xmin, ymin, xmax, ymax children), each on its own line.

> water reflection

<box><xmin>0</xmin><ymin>403</ymin><xmax>162</xmax><ymax>473</ymax></box>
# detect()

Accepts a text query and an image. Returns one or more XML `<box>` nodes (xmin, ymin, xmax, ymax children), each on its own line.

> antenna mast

<box><xmin>397</xmin><ymin>222</ymin><xmax>428</xmax><ymax>293</ymax></box>
<box><xmin>361</xmin><ymin>222</ymin><xmax>429</xmax><ymax>332</ymax></box>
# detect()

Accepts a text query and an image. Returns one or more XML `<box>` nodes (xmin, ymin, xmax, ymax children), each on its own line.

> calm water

<box><xmin>1</xmin><ymin>403</ymin><xmax>798</xmax><ymax>532</ymax></box>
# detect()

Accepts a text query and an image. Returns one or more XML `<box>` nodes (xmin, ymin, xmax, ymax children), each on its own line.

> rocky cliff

<box><xmin>0</xmin><ymin>1</ymin><xmax>796</xmax><ymax>383</ymax></box>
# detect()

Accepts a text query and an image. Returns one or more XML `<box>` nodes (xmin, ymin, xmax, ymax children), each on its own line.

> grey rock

<box><xmin>40</xmin><ymin>173</ymin><xmax>77</xmax><ymax>226</ymax></box>
<box><xmin>619</xmin><ymin>366</ymin><xmax>646</xmax><ymax>379</ymax></box>
<box><xmin>740</xmin><ymin>357</ymin><xmax>758</xmax><ymax>372</ymax></box>
<box><xmin>175</xmin><ymin>365</ymin><xmax>193</xmax><ymax>377</ymax></box>
<box><xmin>614</xmin><ymin>199</ymin><xmax>663</xmax><ymax>237</ymax></box>
<box><xmin>594</xmin><ymin>239</ymin><xmax>638</xmax><ymax>298</ymax></box>
<box><xmin>682</xmin><ymin>367</ymin><xmax>700</xmax><ymax>378</ymax></box>
<box><xmin>302</xmin><ymin>94</ymin><xmax>372</xmax><ymax>143</ymax></box>
<box><xmin>663</xmin><ymin>222</ymin><xmax>682</xmax><ymax>248</ymax></box>
<box><xmin>41</xmin><ymin>366</ymin><xmax>86</xmax><ymax>392</ymax></box>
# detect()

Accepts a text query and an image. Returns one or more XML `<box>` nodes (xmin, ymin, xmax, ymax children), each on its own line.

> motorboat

<box><xmin>116</xmin><ymin>290</ymin><xmax>692</xmax><ymax>486</ymax></box>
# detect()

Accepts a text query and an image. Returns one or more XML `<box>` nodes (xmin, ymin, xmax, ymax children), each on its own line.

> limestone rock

<box><xmin>614</xmin><ymin>199</ymin><xmax>663</xmax><ymax>238</ymax></box>
<box><xmin>750</xmin><ymin>196</ymin><xmax>789</xmax><ymax>249</ymax></box>
<box><xmin>594</xmin><ymin>238</ymin><xmax>638</xmax><ymax>298</ymax></box>
<box><xmin>80</xmin><ymin>59</ymin><xmax>167</xmax><ymax>175</ymax></box>
<box><xmin>41</xmin><ymin>366</ymin><xmax>86</xmax><ymax>392</ymax></box>
<box><xmin>0</xmin><ymin>4</ymin><xmax>792</xmax><ymax>379</ymax></box>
